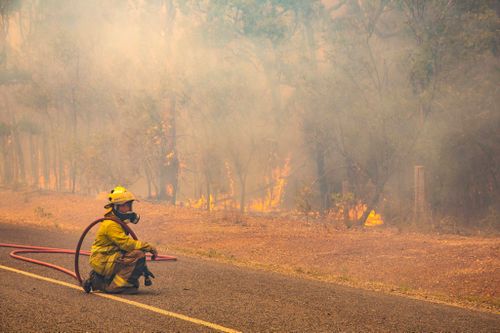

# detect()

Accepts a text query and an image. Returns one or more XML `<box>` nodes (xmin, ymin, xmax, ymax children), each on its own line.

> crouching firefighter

<box><xmin>83</xmin><ymin>186</ymin><xmax>158</xmax><ymax>294</ymax></box>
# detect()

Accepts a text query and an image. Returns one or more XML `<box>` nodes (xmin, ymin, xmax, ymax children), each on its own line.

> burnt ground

<box><xmin>0</xmin><ymin>223</ymin><xmax>499</xmax><ymax>333</ymax></box>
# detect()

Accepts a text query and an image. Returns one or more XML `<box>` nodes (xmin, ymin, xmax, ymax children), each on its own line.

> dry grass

<box><xmin>0</xmin><ymin>190</ymin><xmax>498</xmax><ymax>313</ymax></box>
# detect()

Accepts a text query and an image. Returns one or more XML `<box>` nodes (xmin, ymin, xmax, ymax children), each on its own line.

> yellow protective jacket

<box><xmin>90</xmin><ymin>214</ymin><xmax>153</xmax><ymax>278</ymax></box>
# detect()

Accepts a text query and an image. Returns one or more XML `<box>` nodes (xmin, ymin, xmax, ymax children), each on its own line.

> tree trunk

<box><xmin>356</xmin><ymin>183</ymin><xmax>385</xmax><ymax>226</ymax></box>
<box><xmin>55</xmin><ymin>140</ymin><xmax>63</xmax><ymax>191</ymax></box>
<box><xmin>157</xmin><ymin>118</ymin><xmax>169</xmax><ymax>200</ymax></box>
<box><xmin>315</xmin><ymin>142</ymin><xmax>329</xmax><ymax>212</ymax></box>
<box><xmin>157</xmin><ymin>95</ymin><xmax>179</xmax><ymax>204</ymax></box>
<box><xmin>206</xmin><ymin>180</ymin><xmax>211</xmax><ymax>212</ymax></box>
<box><xmin>42</xmin><ymin>132</ymin><xmax>50</xmax><ymax>189</ymax></box>
<box><xmin>70</xmin><ymin>104</ymin><xmax>77</xmax><ymax>193</ymax></box>
<box><xmin>71</xmin><ymin>160</ymin><xmax>76</xmax><ymax>193</ymax></box>
<box><xmin>342</xmin><ymin>180</ymin><xmax>350</xmax><ymax>224</ymax></box>
<box><xmin>29</xmin><ymin>133</ymin><xmax>39</xmax><ymax>188</ymax></box>
<box><xmin>166</xmin><ymin>95</ymin><xmax>179</xmax><ymax>205</ymax></box>
<box><xmin>70</xmin><ymin>54</ymin><xmax>80</xmax><ymax>193</ymax></box>
<box><xmin>144</xmin><ymin>161</ymin><xmax>153</xmax><ymax>198</ymax></box>
<box><xmin>0</xmin><ymin>137</ymin><xmax>4</xmax><ymax>184</ymax></box>
<box><xmin>12</xmin><ymin>127</ymin><xmax>26</xmax><ymax>185</ymax></box>
<box><xmin>157</xmin><ymin>152</ymin><xmax>167</xmax><ymax>200</ymax></box>
<box><xmin>239</xmin><ymin>176</ymin><xmax>246</xmax><ymax>213</ymax></box>
<box><xmin>1</xmin><ymin>135</ymin><xmax>12</xmax><ymax>185</ymax></box>
<box><xmin>51</xmin><ymin>143</ymin><xmax>57</xmax><ymax>190</ymax></box>
<box><xmin>41</xmin><ymin>108</ymin><xmax>52</xmax><ymax>189</ymax></box>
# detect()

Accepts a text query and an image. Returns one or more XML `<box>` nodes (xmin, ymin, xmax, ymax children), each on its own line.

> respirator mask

<box><xmin>113</xmin><ymin>202</ymin><xmax>140</xmax><ymax>224</ymax></box>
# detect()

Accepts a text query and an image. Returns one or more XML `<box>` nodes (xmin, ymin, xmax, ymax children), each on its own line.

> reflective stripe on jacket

<box><xmin>90</xmin><ymin>217</ymin><xmax>152</xmax><ymax>277</ymax></box>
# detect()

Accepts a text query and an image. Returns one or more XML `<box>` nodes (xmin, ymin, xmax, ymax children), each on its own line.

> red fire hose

<box><xmin>0</xmin><ymin>218</ymin><xmax>176</xmax><ymax>290</ymax></box>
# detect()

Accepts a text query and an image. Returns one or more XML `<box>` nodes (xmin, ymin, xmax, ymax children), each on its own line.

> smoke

<box><xmin>0</xmin><ymin>0</ymin><xmax>498</xmax><ymax>226</ymax></box>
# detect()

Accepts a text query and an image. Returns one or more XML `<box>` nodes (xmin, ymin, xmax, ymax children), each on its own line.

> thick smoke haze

<box><xmin>0</xmin><ymin>0</ymin><xmax>498</xmax><ymax>228</ymax></box>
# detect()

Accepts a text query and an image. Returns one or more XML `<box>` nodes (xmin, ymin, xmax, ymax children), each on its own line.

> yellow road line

<box><xmin>0</xmin><ymin>264</ymin><xmax>241</xmax><ymax>333</ymax></box>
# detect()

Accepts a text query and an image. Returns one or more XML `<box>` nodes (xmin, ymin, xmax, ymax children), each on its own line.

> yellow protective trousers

<box><xmin>105</xmin><ymin>250</ymin><xmax>146</xmax><ymax>292</ymax></box>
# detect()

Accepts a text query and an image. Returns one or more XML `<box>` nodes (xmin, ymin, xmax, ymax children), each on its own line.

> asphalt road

<box><xmin>0</xmin><ymin>223</ymin><xmax>498</xmax><ymax>333</ymax></box>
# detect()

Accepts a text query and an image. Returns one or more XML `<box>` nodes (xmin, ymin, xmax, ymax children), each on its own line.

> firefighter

<box><xmin>83</xmin><ymin>186</ymin><xmax>157</xmax><ymax>294</ymax></box>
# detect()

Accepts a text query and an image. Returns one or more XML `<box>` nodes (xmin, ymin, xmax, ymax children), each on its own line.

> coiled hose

<box><xmin>0</xmin><ymin>218</ymin><xmax>176</xmax><ymax>290</ymax></box>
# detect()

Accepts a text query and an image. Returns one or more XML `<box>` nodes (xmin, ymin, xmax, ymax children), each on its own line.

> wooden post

<box><xmin>342</xmin><ymin>180</ymin><xmax>350</xmax><ymax>223</ymax></box>
<box><xmin>414</xmin><ymin>165</ymin><xmax>426</xmax><ymax>222</ymax></box>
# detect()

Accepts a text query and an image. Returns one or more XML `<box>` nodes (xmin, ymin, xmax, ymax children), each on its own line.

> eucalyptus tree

<box><xmin>177</xmin><ymin>0</ymin><xmax>329</xmax><ymax>211</ymax></box>
<box><xmin>318</xmin><ymin>0</ymin><xmax>500</xmax><ymax>225</ymax></box>
<box><xmin>397</xmin><ymin>0</ymin><xmax>500</xmax><ymax>223</ymax></box>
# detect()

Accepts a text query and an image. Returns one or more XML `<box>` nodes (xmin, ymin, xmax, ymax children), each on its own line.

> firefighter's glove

<box><xmin>150</xmin><ymin>247</ymin><xmax>158</xmax><ymax>260</ymax></box>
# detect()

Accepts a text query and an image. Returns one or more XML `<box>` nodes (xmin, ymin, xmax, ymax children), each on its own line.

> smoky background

<box><xmin>0</xmin><ymin>0</ymin><xmax>498</xmax><ymax>230</ymax></box>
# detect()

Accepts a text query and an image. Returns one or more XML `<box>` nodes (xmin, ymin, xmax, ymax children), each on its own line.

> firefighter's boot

<box><xmin>83</xmin><ymin>270</ymin><xmax>107</xmax><ymax>293</ymax></box>
<box><xmin>83</xmin><ymin>277</ymin><xmax>92</xmax><ymax>293</ymax></box>
<box><xmin>143</xmin><ymin>266</ymin><xmax>155</xmax><ymax>286</ymax></box>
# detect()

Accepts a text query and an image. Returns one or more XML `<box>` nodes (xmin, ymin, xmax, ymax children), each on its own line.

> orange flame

<box><xmin>330</xmin><ymin>201</ymin><xmax>384</xmax><ymax>226</ymax></box>
<box><xmin>248</xmin><ymin>157</ymin><xmax>291</xmax><ymax>212</ymax></box>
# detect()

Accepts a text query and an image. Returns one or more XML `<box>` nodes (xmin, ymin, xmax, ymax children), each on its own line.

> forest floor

<box><xmin>0</xmin><ymin>189</ymin><xmax>498</xmax><ymax>313</ymax></box>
